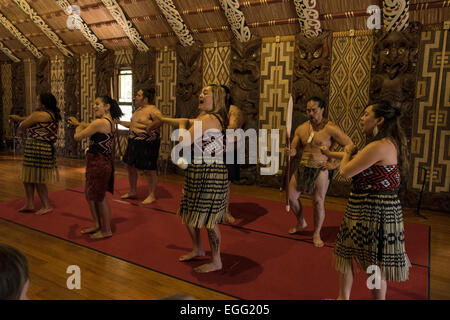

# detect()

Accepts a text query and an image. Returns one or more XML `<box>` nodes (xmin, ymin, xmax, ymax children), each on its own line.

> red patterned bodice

<box><xmin>352</xmin><ymin>165</ymin><xmax>400</xmax><ymax>191</ymax></box>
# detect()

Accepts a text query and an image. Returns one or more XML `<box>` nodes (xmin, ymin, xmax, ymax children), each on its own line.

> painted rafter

<box><xmin>293</xmin><ymin>0</ymin><xmax>322</xmax><ymax>38</ymax></box>
<box><xmin>101</xmin><ymin>0</ymin><xmax>149</xmax><ymax>52</ymax></box>
<box><xmin>55</xmin><ymin>0</ymin><xmax>106</xmax><ymax>53</ymax></box>
<box><xmin>218</xmin><ymin>0</ymin><xmax>251</xmax><ymax>42</ymax></box>
<box><xmin>12</xmin><ymin>0</ymin><xmax>73</xmax><ymax>57</ymax></box>
<box><xmin>383</xmin><ymin>0</ymin><xmax>409</xmax><ymax>31</ymax></box>
<box><xmin>154</xmin><ymin>0</ymin><xmax>194</xmax><ymax>47</ymax></box>
<box><xmin>0</xmin><ymin>11</ymin><xmax>43</xmax><ymax>58</ymax></box>
<box><xmin>0</xmin><ymin>40</ymin><xmax>20</xmax><ymax>62</ymax></box>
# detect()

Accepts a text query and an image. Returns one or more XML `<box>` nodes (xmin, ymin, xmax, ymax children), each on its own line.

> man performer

<box><xmin>286</xmin><ymin>96</ymin><xmax>353</xmax><ymax>247</ymax></box>
<box><xmin>119</xmin><ymin>88</ymin><xmax>163</xmax><ymax>204</ymax></box>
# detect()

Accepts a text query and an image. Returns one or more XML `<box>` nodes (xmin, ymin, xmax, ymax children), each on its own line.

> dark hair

<box><xmin>307</xmin><ymin>96</ymin><xmax>326</xmax><ymax>109</ymax></box>
<box><xmin>39</xmin><ymin>93</ymin><xmax>61</xmax><ymax>121</ymax></box>
<box><xmin>207</xmin><ymin>84</ymin><xmax>229</xmax><ymax>129</ymax></box>
<box><xmin>220</xmin><ymin>85</ymin><xmax>233</xmax><ymax>112</ymax></box>
<box><xmin>99</xmin><ymin>95</ymin><xmax>124</xmax><ymax>120</ymax></box>
<box><xmin>0</xmin><ymin>244</ymin><xmax>29</xmax><ymax>300</ymax></box>
<box><xmin>140</xmin><ymin>88</ymin><xmax>155</xmax><ymax>104</ymax></box>
<box><xmin>370</xmin><ymin>100</ymin><xmax>410</xmax><ymax>181</ymax></box>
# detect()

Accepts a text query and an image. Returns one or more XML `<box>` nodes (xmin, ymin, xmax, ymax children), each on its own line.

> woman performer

<box><xmin>321</xmin><ymin>100</ymin><xmax>411</xmax><ymax>300</ymax></box>
<box><xmin>148</xmin><ymin>84</ymin><xmax>228</xmax><ymax>273</ymax></box>
<box><xmin>10</xmin><ymin>93</ymin><xmax>61</xmax><ymax>215</ymax></box>
<box><xmin>68</xmin><ymin>96</ymin><xmax>123</xmax><ymax>240</ymax></box>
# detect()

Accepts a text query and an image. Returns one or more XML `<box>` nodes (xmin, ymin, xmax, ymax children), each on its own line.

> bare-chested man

<box><xmin>286</xmin><ymin>96</ymin><xmax>353</xmax><ymax>247</ymax></box>
<box><xmin>221</xmin><ymin>85</ymin><xmax>245</xmax><ymax>224</ymax></box>
<box><xmin>119</xmin><ymin>88</ymin><xmax>163</xmax><ymax>204</ymax></box>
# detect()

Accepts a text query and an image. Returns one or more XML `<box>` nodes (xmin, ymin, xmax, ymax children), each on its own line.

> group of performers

<box><xmin>9</xmin><ymin>85</ymin><xmax>410</xmax><ymax>299</ymax></box>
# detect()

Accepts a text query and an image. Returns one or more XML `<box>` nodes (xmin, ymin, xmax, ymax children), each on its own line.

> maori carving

<box><xmin>132</xmin><ymin>48</ymin><xmax>156</xmax><ymax>96</ymax></box>
<box><xmin>293</xmin><ymin>0</ymin><xmax>322</xmax><ymax>38</ymax></box>
<box><xmin>155</xmin><ymin>0</ymin><xmax>194</xmax><ymax>47</ymax></box>
<box><xmin>175</xmin><ymin>41</ymin><xmax>202</xmax><ymax>119</ymax></box>
<box><xmin>101</xmin><ymin>0</ymin><xmax>149</xmax><ymax>52</ymax></box>
<box><xmin>12</xmin><ymin>0</ymin><xmax>73</xmax><ymax>57</ymax></box>
<box><xmin>11</xmin><ymin>62</ymin><xmax>25</xmax><ymax>116</ymax></box>
<box><xmin>0</xmin><ymin>12</ymin><xmax>42</xmax><ymax>59</ymax></box>
<box><xmin>218</xmin><ymin>0</ymin><xmax>251</xmax><ymax>42</ymax></box>
<box><xmin>64</xmin><ymin>55</ymin><xmax>81</xmax><ymax>158</ymax></box>
<box><xmin>0</xmin><ymin>76</ymin><xmax>3</xmax><ymax>149</ymax></box>
<box><xmin>383</xmin><ymin>0</ymin><xmax>409</xmax><ymax>32</ymax></box>
<box><xmin>0</xmin><ymin>41</ymin><xmax>20</xmax><ymax>62</ymax></box>
<box><xmin>96</xmin><ymin>49</ymin><xmax>115</xmax><ymax>97</ymax></box>
<box><xmin>36</xmin><ymin>56</ymin><xmax>51</xmax><ymax>95</ymax></box>
<box><xmin>230</xmin><ymin>36</ymin><xmax>261</xmax><ymax>185</ymax></box>
<box><xmin>370</xmin><ymin>22</ymin><xmax>421</xmax><ymax>144</ymax></box>
<box><xmin>292</xmin><ymin>31</ymin><xmax>332</xmax><ymax>130</ymax></box>
<box><xmin>55</xmin><ymin>0</ymin><xmax>106</xmax><ymax>53</ymax></box>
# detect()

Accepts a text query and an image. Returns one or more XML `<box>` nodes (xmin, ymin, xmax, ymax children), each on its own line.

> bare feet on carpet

<box><xmin>121</xmin><ymin>193</ymin><xmax>137</xmax><ymax>199</ymax></box>
<box><xmin>142</xmin><ymin>194</ymin><xmax>156</xmax><ymax>205</ymax></box>
<box><xmin>90</xmin><ymin>231</ymin><xmax>112</xmax><ymax>240</ymax></box>
<box><xmin>179</xmin><ymin>249</ymin><xmax>206</xmax><ymax>262</ymax></box>
<box><xmin>313</xmin><ymin>233</ymin><xmax>324</xmax><ymax>247</ymax></box>
<box><xmin>35</xmin><ymin>207</ymin><xmax>52</xmax><ymax>215</ymax></box>
<box><xmin>288</xmin><ymin>219</ymin><xmax>308</xmax><ymax>234</ymax></box>
<box><xmin>18</xmin><ymin>205</ymin><xmax>35</xmax><ymax>213</ymax></box>
<box><xmin>81</xmin><ymin>226</ymin><xmax>100</xmax><ymax>234</ymax></box>
<box><xmin>194</xmin><ymin>261</ymin><xmax>222</xmax><ymax>273</ymax></box>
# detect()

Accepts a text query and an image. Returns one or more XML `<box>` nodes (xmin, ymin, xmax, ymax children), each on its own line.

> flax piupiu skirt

<box><xmin>20</xmin><ymin>138</ymin><xmax>59</xmax><ymax>184</ymax></box>
<box><xmin>333</xmin><ymin>190</ymin><xmax>411</xmax><ymax>282</ymax></box>
<box><xmin>178</xmin><ymin>162</ymin><xmax>228</xmax><ymax>229</ymax></box>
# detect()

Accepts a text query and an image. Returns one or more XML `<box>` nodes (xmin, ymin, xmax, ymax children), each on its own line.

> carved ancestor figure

<box><xmin>370</xmin><ymin>22</ymin><xmax>421</xmax><ymax>144</ymax></box>
<box><xmin>292</xmin><ymin>31</ymin><xmax>332</xmax><ymax>131</ymax></box>
<box><xmin>132</xmin><ymin>48</ymin><xmax>156</xmax><ymax>95</ymax></box>
<box><xmin>64</xmin><ymin>55</ymin><xmax>81</xmax><ymax>157</ymax></box>
<box><xmin>36</xmin><ymin>56</ymin><xmax>51</xmax><ymax>95</ymax></box>
<box><xmin>11</xmin><ymin>62</ymin><xmax>25</xmax><ymax>116</ymax></box>
<box><xmin>96</xmin><ymin>49</ymin><xmax>115</xmax><ymax>97</ymax></box>
<box><xmin>175</xmin><ymin>41</ymin><xmax>202</xmax><ymax>119</ymax></box>
<box><xmin>229</xmin><ymin>36</ymin><xmax>261</xmax><ymax>185</ymax></box>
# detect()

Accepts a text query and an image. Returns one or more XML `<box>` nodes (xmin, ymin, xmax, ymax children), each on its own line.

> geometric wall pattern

<box><xmin>51</xmin><ymin>55</ymin><xmax>65</xmax><ymax>150</ymax></box>
<box><xmin>202</xmin><ymin>45</ymin><xmax>231</xmax><ymax>88</ymax></box>
<box><xmin>258</xmin><ymin>38</ymin><xmax>295</xmax><ymax>178</ymax></box>
<box><xmin>1</xmin><ymin>63</ymin><xmax>12</xmax><ymax>142</ymax></box>
<box><xmin>80</xmin><ymin>54</ymin><xmax>96</xmax><ymax>152</ymax></box>
<box><xmin>155</xmin><ymin>49</ymin><xmax>177</xmax><ymax>162</ymax></box>
<box><xmin>329</xmin><ymin>32</ymin><xmax>374</xmax><ymax>183</ymax></box>
<box><xmin>413</xmin><ymin>30</ymin><xmax>450</xmax><ymax>195</ymax></box>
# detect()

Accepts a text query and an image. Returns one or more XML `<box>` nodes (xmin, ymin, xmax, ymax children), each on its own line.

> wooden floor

<box><xmin>0</xmin><ymin>151</ymin><xmax>449</xmax><ymax>300</ymax></box>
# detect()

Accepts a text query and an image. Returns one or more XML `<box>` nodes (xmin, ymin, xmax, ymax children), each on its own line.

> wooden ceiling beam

<box><xmin>218</xmin><ymin>0</ymin><xmax>252</xmax><ymax>42</ymax></box>
<box><xmin>11</xmin><ymin>0</ymin><xmax>73</xmax><ymax>57</ymax></box>
<box><xmin>0</xmin><ymin>10</ymin><xmax>43</xmax><ymax>58</ymax></box>
<box><xmin>0</xmin><ymin>40</ymin><xmax>20</xmax><ymax>62</ymax></box>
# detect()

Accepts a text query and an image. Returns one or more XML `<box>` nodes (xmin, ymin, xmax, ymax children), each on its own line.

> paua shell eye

<box><xmin>398</xmin><ymin>47</ymin><xmax>405</xmax><ymax>55</ymax></box>
<box><xmin>252</xmin><ymin>52</ymin><xmax>257</xmax><ymax>58</ymax></box>
<box><xmin>313</xmin><ymin>50</ymin><xmax>320</xmax><ymax>58</ymax></box>
<box><xmin>232</xmin><ymin>55</ymin><xmax>238</xmax><ymax>60</ymax></box>
<box><xmin>384</xmin><ymin>48</ymin><xmax>390</xmax><ymax>55</ymax></box>
<box><xmin>299</xmin><ymin>50</ymin><xmax>306</xmax><ymax>59</ymax></box>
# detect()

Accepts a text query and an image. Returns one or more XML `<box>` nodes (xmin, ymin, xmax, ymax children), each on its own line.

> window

<box><xmin>118</xmin><ymin>69</ymin><xmax>133</xmax><ymax>130</ymax></box>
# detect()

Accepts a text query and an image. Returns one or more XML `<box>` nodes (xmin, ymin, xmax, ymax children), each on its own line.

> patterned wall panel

<box><xmin>114</xmin><ymin>49</ymin><xmax>133</xmax><ymax>67</ymax></box>
<box><xmin>51</xmin><ymin>55</ymin><xmax>65</xmax><ymax>150</ymax></box>
<box><xmin>1</xmin><ymin>63</ymin><xmax>12</xmax><ymax>142</ymax></box>
<box><xmin>64</xmin><ymin>55</ymin><xmax>81</xmax><ymax>158</ymax></box>
<box><xmin>258</xmin><ymin>39</ymin><xmax>294</xmax><ymax>187</ymax></box>
<box><xmin>155</xmin><ymin>49</ymin><xmax>177</xmax><ymax>165</ymax></box>
<box><xmin>11</xmin><ymin>62</ymin><xmax>25</xmax><ymax>116</ymax></box>
<box><xmin>412</xmin><ymin>29</ymin><xmax>450</xmax><ymax>211</ymax></box>
<box><xmin>80</xmin><ymin>53</ymin><xmax>96</xmax><ymax>152</ymax></box>
<box><xmin>24</xmin><ymin>59</ymin><xmax>36</xmax><ymax>115</ymax></box>
<box><xmin>36</xmin><ymin>56</ymin><xmax>51</xmax><ymax>95</ymax></box>
<box><xmin>202</xmin><ymin>45</ymin><xmax>231</xmax><ymax>88</ymax></box>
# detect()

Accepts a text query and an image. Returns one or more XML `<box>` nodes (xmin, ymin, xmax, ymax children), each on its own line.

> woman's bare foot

<box><xmin>142</xmin><ymin>194</ymin><xmax>156</xmax><ymax>204</ymax></box>
<box><xmin>121</xmin><ymin>193</ymin><xmax>137</xmax><ymax>199</ymax></box>
<box><xmin>81</xmin><ymin>226</ymin><xmax>100</xmax><ymax>234</ymax></box>
<box><xmin>223</xmin><ymin>212</ymin><xmax>235</xmax><ymax>224</ymax></box>
<box><xmin>18</xmin><ymin>205</ymin><xmax>35</xmax><ymax>213</ymax></box>
<box><xmin>90</xmin><ymin>230</ymin><xmax>112</xmax><ymax>240</ymax></box>
<box><xmin>194</xmin><ymin>260</ymin><xmax>222</xmax><ymax>273</ymax></box>
<box><xmin>288</xmin><ymin>219</ymin><xmax>308</xmax><ymax>234</ymax></box>
<box><xmin>179</xmin><ymin>249</ymin><xmax>206</xmax><ymax>262</ymax></box>
<box><xmin>35</xmin><ymin>207</ymin><xmax>52</xmax><ymax>215</ymax></box>
<box><xmin>313</xmin><ymin>233</ymin><xmax>324</xmax><ymax>247</ymax></box>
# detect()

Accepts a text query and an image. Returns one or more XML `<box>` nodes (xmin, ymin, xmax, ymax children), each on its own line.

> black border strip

<box><xmin>0</xmin><ymin>216</ymin><xmax>241</xmax><ymax>300</ymax></box>
<box><xmin>428</xmin><ymin>225</ymin><xmax>431</xmax><ymax>300</ymax></box>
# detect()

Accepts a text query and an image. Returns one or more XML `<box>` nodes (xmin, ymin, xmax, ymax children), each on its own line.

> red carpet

<box><xmin>0</xmin><ymin>180</ymin><xmax>429</xmax><ymax>300</ymax></box>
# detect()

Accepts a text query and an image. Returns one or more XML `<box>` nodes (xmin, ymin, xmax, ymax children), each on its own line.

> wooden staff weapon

<box><xmin>285</xmin><ymin>95</ymin><xmax>293</xmax><ymax>213</ymax></box>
